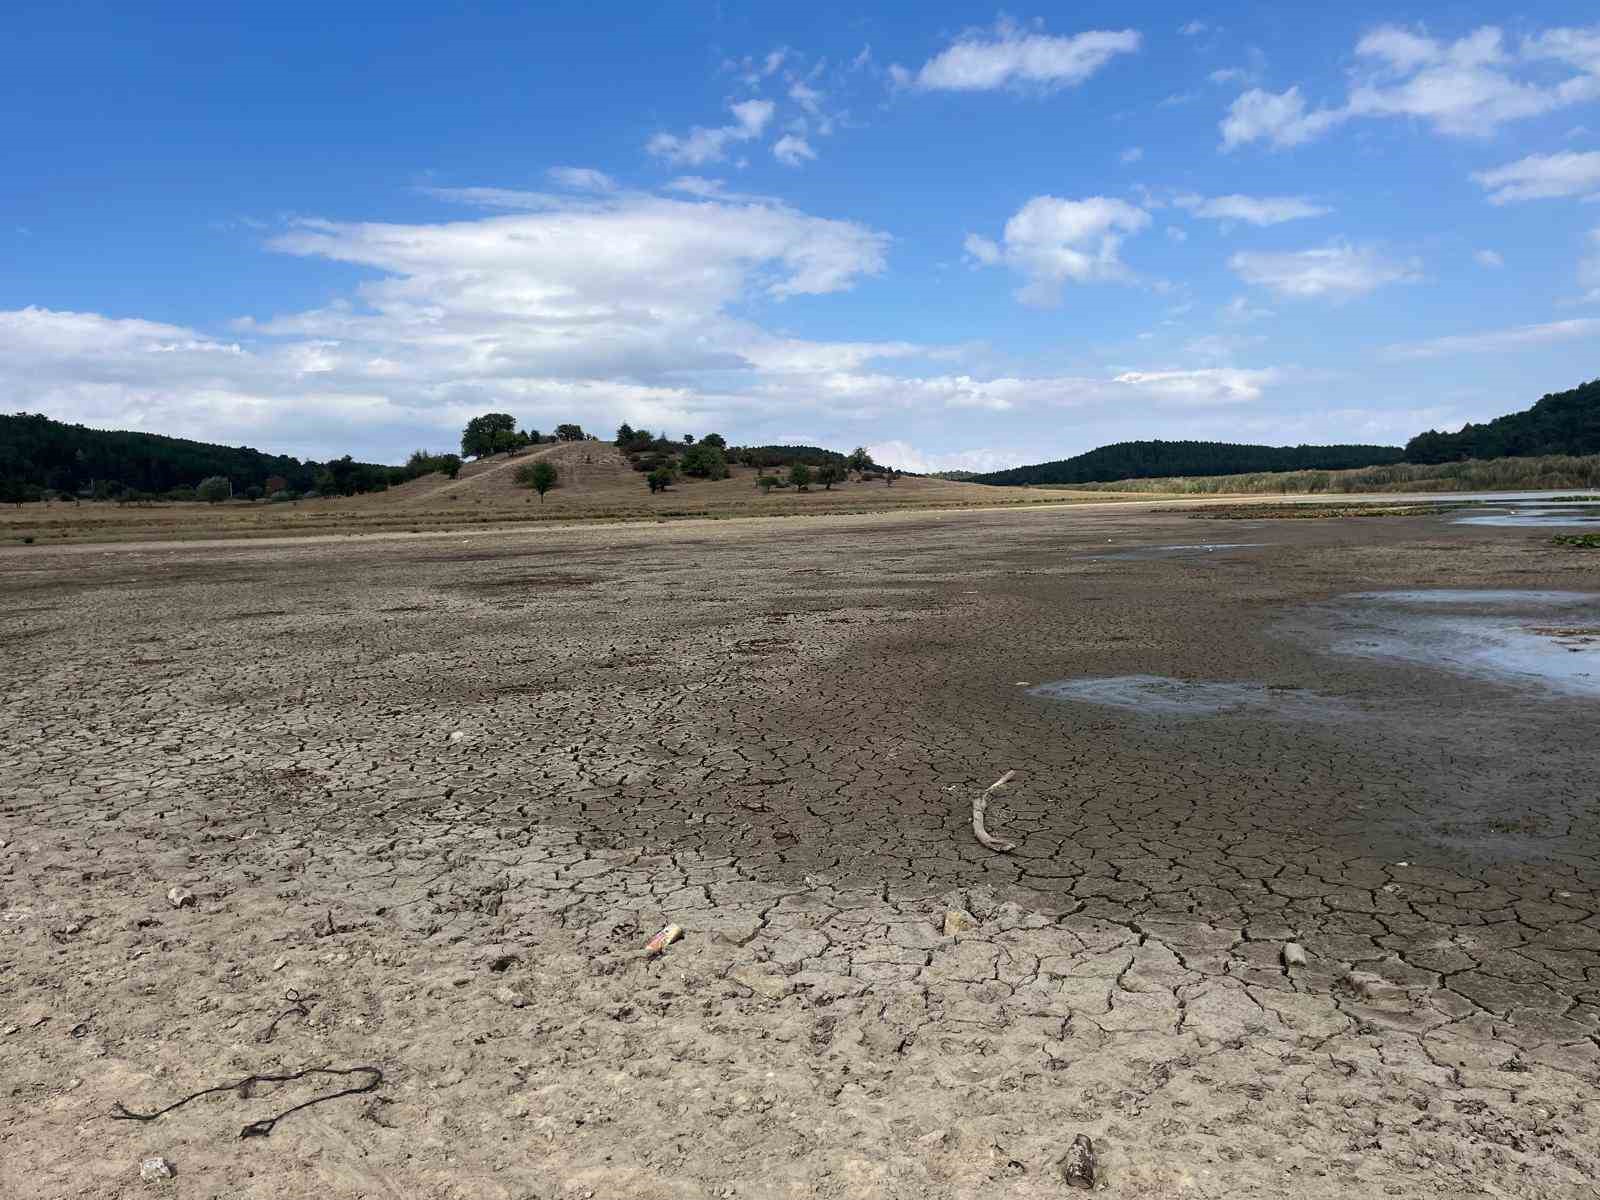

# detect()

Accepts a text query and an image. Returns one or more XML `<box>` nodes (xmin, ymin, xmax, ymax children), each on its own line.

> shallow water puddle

<box><xmin>1453</xmin><ymin>506</ymin><xmax>1600</xmax><ymax>528</ymax></box>
<box><xmin>1028</xmin><ymin>675</ymin><xmax>1340</xmax><ymax>718</ymax></box>
<box><xmin>1324</xmin><ymin>590</ymin><xmax>1600</xmax><ymax>697</ymax></box>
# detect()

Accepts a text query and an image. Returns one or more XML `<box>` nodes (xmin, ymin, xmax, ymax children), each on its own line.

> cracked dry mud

<box><xmin>2</xmin><ymin>505</ymin><xmax>1598</xmax><ymax>1199</ymax></box>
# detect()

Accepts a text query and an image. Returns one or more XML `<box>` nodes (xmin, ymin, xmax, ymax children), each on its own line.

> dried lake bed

<box><xmin>2</xmin><ymin>501</ymin><xmax>1598</xmax><ymax>1199</ymax></box>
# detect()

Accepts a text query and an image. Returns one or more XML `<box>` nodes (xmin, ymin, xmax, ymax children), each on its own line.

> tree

<box><xmin>556</xmin><ymin>423</ymin><xmax>586</xmax><ymax>442</ymax></box>
<box><xmin>701</xmin><ymin>432</ymin><xmax>727</xmax><ymax>450</ymax></box>
<box><xmin>682</xmin><ymin>433</ymin><xmax>695</xmax><ymax>445</ymax></box>
<box><xmin>196</xmin><ymin>475</ymin><xmax>232</xmax><ymax>503</ymax></box>
<box><xmin>756</xmin><ymin>474</ymin><xmax>778</xmax><ymax>494</ymax></box>
<box><xmin>885</xmin><ymin>469</ymin><xmax>897</xmax><ymax>487</ymax></box>
<box><xmin>461</xmin><ymin>413</ymin><xmax>517</xmax><ymax>458</ymax></box>
<box><xmin>517</xmin><ymin>460</ymin><xmax>558</xmax><ymax>501</ymax></box>
<box><xmin>680</xmin><ymin>443</ymin><xmax>729</xmax><ymax>479</ymax></box>
<box><xmin>647</xmin><ymin>466</ymin><xmax>675</xmax><ymax>493</ymax></box>
<box><xmin>439</xmin><ymin>454</ymin><xmax>463</xmax><ymax>479</ymax></box>
<box><xmin>788</xmin><ymin>463</ymin><xmax>813</xmax><ymax>491</ymax></box>
<box><xmin>615</xmin><ymin>423</ymin><xmax>636</xmax><ymax>445</ymax></box>
<box><xmin>815</xmin><ymin>464</ymin><xmax>844</xmax><ymax>490</ymax></box>
<box><xmin>846</xmin><ymin>446</ymin><xmax>872</xmax><ymax>472</ymax></box>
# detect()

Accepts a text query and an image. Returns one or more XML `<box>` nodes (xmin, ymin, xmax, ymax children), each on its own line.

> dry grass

<box><xmin>0</xmin><ymin>441</ymin><xmax>1120</xmax><ymax>545</ymax></box>
<box><xmin>1042</xmin><ymin>453</ymin><xmax>1600</xmax><ymax>496</ymax></box>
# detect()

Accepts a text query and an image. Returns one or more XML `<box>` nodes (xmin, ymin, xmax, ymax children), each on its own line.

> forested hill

<box><xmin>0</xmin><ymin>412</ymin><xmax>395</xmax><ymax>496</ymax></box>
<box><xmin>1405</xmin><ymin>379</ymin><xmax>1600</xmax><ymax>463</ymax></box>
<box><xmin>971</xmin><ymin>440</ymin><xmax>1405</xmax><ymax>487</ymax></box>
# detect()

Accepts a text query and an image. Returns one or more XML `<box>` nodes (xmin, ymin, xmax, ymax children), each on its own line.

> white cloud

<box><xmin>1474</xmin><ymin>249</ymin><xmax>1505</xmax><ymax>268</ymax></box>
<box><xmin>1222</xmin><ymin>23</ymin><xmax>1600</xmax><ymax>150</ymax></box>
<box><xmin>905</xmin><ymin>20</ymin><xmax>1140</xmax><ymax>93</ymax></box>
<box><xmin>866</xmin><ymin>441</ymin><xmax>1019</xmax><ymax>474</ymax></box>
<box><xmin>647</xmin><ymin>99</ymin><xmax>775</xmax><ymax>165</ymax></box>
<box><xmin>547</xmin><ymin>166</ymin><xmax>615</xmax><ymax>192</ymax></box>
<box><xmin>1120</xmin><ymin>146</ymin><xmax>1144</xmax><ymax>164</ymax></box>
<box><xmin>1229</xmin><ymin>243</ymin><xmax>1421</xmax><ymax>298</ymax></box>
<box><xmin>1384</xmin><ymin>317</ymin><xmax>1600</xmax><ymax>359</ymax></box>
<box><xmin>1179</xmin><ymin>21</ymin><xmax>1208</xmax><ymax>38</ymax></box>
<box><xmin>789</xmin><ymin>81</ymin><xmax>823</xmax><ymax>114</ymax></box>
<box><xmin>773</xmin><ymin>134</ymin><xmax>817</xmax><ymax>168</ymax></box>
<box><xmin>1221</xmin><ymin>295</ymin><xmax>1274</xmax><ymax>323</ymax></box>
<box><xmin>1221</xmin><ymin>87</ymin><xmax>1346</xmax><ymax>150</ymax></box>
<box><xmin>1173</xmin><ymin>192</ymin><xmax>1330</xmax><ymax>225</ymax></box>
<box><xmin>0</xmin><ymin>188</ymin><xmax>922</xmax><ymax>458</ymax></box>
<box><xmin>1472</xmin><ymin>151</ymin><xmax>1600</xmax><ymax>203</ymax></box>
<box><xmin>965</xmin><ymin>196</ymin><xmax>1151</xmax><ymax>306</ymax></box>
<box><xmin>1110</xmin><ymin>368</ymin><xmax>1277</xmax><ymax>406</ymax></box>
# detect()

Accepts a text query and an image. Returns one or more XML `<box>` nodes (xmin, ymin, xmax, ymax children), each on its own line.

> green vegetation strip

<box><xmin>1552</xmin><ymin>533</ymin><xmax>1600</xmax><ymax>548</ymax></box>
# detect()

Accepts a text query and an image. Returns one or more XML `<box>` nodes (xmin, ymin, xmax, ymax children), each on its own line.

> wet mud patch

<box><xmin>456</xmin><ymin>573</ymin><xmax>601</xmax><ymax>592</ymax></box>
<box><xmin>1027</xmin><ymin>674</ymin><xmax>1344</xmax><ymax>719</ymax></box>
<box><xmin>1078</xmin><ymin>542</ymin><xmax>1266</xmax><ymax>561</ymax></box>
<box><xmin>1308</xmin><ymin>590</ymin><xmax>1600</xmax><ymax>698</ymax></box>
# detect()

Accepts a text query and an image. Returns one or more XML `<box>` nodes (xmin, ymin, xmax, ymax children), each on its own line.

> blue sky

<box><xmin>4</xmin><ymin>2</ymin><xmax>1599</xmax><ymax>471</ymax></box>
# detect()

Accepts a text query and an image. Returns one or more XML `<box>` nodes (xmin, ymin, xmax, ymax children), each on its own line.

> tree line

<box><xmin>1404</xmin><ymin>379</ymin><xmax>1600</xmax><ymax>463</ymax></box>
<box><xmin>972</xmin><ymin>440</ymin><xmax>1406</xmax><ymax>487</ymax></box>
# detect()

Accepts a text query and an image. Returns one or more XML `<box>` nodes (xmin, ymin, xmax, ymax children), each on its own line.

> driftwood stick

<box><xmin>972</xmin><ymin>770</ymin><xmax>1017</xmax><ymax>853</ymax></box>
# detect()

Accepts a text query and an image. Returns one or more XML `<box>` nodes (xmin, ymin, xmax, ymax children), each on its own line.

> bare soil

<box><xmin>3</xmin><ymin>504</ymin><xmax>1599</xmax><ymax>1199</ymax></box>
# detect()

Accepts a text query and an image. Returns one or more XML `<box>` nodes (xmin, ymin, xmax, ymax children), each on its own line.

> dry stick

<box><xmin>972</xmin><ymin>770</ymin><xmax>1017</xmax><ymax>853</ymax></box>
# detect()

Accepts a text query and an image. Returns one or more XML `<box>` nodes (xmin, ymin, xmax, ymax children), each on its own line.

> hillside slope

<box><xmin>1406</xmin><ymin>378</ymin><xmax>1600</xmax><ymax>463</ymax></box>
<box><xmin>972</xmin><ymin>440</ymin><xmax>1404</xmax><ymax>487</ymax></box>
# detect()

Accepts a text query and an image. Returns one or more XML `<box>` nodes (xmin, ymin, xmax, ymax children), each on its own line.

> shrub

<box><xmin>788</xmin><ymin>463</ymin><xmax>813</xmax><ymax>491</ymax></box>
<box><xmin>647</xmin><ymin>466</ymin><xmax>675</xmax><ymax>493</ymax></box>
<box><xmin>756</xmin><ymin>474</ymin><xmax>779</xmax><ymax>493</ymax></box>
<box><xmin>196</xmin><ymin>476</ymin><xmax>232</xmax><ymax>503</ymax></box>
<box><xmin>269</xmin><ymin>490</ymin><xmax>300</xmax><ymax>503</ymax></box>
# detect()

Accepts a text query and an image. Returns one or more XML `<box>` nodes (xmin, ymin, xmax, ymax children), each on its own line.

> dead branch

<box><xmin>972</xmin><ymin>770</ymin><xmax>1017</xmax><ymax>853</ymax></box>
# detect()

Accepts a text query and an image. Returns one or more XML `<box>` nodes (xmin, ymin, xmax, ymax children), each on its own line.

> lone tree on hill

<box><xmin>516</xmin><ymin>460</ymin><xmax>559</xmax><ymax>501</ymax></box>
<box><xmin>461</xmin><ymin>413</ymin><xmax>517</xmax><ymax>458</ymax></box>
<box><xmin>196</xmin><ymin>476</ymin><xmax>232</xmax><ymax>503</ymax></box>
<box><xmin>846</xmin><ymin>446</ymin><xmax>873</xmax><ymax>472</ymax></box>
<box><xmin>555</xmin><ymin>423</ymin><xmax>586</xmax><ymax>442</ymax></box>
<box><xmin>815</xmin><ymin>463</ymin><xmax>844</xmax><ymax>490</ymax></box>
<box><xmin>647</xmin><ymin>465</ymin><xmax>675</xmax><ymax>493</ymax></box>
<box><xmin>679</xmin><ymin>442</ymin><xmax>729</xmax><ymax>479</ymax></box>
<box><xmin>788</xmin><ymin>463</ymin><xmax>813</xmax><ymax>491</ymax></box>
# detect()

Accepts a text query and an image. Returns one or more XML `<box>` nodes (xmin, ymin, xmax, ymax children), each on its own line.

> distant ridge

<box><xmin>972</xmin><ymin>440</ymin><xmax>1405</xmax><ymax>487</ymax></box>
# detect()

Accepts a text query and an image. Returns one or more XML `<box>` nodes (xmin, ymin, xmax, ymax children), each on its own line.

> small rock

<box><xmin>165</xmin><ymin>886</ymin><xmax>195</xmax><ymax>910</ymax></box>
<box><xmin>492</xmin><ymin>985</ymin><xmax>528</xmax><ymax>1009</ymax></box>
<box><xmin>1282</xmin><ymin>942</ymin><xmax>1308</xmax><ymax>967</ymax></box>
<box><xmin>3</xmin><ymin>1024</ymin><xmax>19</xmax><ymax>1036</ymax></box>
<box><xmin>1059</xmin><ymin>1134</ymin><xmax>1097</xmax><ymax>1190</ymax></box>
<box><xmin>139</xmin><ymin>1156</ymin><xmax>175</xmax><ymax>1182</ymax></box>
<box><xmin>730</xmin><ymin>969</ymin><xmax>793</xmax><ymax>1000</ymax></box>
<box><xmin>448</xmin><ymin>730</ymin><xmax>465</xmax><ymax>743</ymax></box>
<box><xmin>272</xmin><ymin>956</ymin><xmax>287</xmax><ymax>971</ymax></box>
<box><xmin>916</xmin><ymin>1128</ymin><xmax>951</xmax><ymax>1149</ymax></box>
<box><xmin>942</xmin><ymin>909</ymin><xmax>975</xmax><ymax>937</ymax></box>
